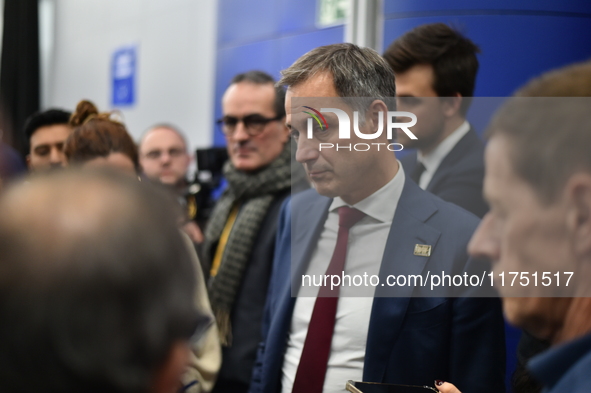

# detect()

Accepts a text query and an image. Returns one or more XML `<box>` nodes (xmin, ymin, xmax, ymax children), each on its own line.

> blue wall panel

<box><xmin>213</xmin><ymin>0</ymin><xmax>345</xmax><ymax>146</ymax></box>
<box><xmin>384</xmin><ymin>0</ymin><xmax>591</xmax><ymax>16</ymax></box>
<box><xmin>277</xmin><ymin>0</ymin><xmax>321</xmax><ymax>34</ymax></box>
<box><xmin>277</xmin><ymin>27</ymin><xmax>344</xmax><ymax>70</ymax></box>
<box><xmin>474</xmin><ymin>15</ymin><xmax>591</xmax><ymax>96</ymax></box>
<box><xmin>217</xmin><ymin>0</ymin><xmax>281</xmax><ymax>46</ymax></box>
<box><xmin>212</xmin><ymin>25</ymin><xmax>344</xmax><ymax>146</ymax></box>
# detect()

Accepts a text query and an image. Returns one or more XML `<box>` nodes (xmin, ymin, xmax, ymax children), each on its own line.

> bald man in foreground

<box><xmin>0</xmin><ymin>169</ymin><xmax>210</xmax><ymax>393</ymax></box>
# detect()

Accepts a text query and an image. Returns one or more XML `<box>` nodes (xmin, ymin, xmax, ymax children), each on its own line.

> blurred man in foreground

<box><xmin>0</xmin><ymin>169</ymin><xmax>209</xmax><ymax>393</ymax></box>
<box><xmin>437</xmin><ymin>61</ymin><xmax>591</xmax><ymax>393</ymax></box>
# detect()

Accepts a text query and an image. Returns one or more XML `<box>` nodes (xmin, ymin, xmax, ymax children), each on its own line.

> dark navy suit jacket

<box><xmin>401</xmin><ymin>128</ymin><xmax>488</xmax><ymax>218</ymax></box>
<box><xmin>529</xmin><ymin>332</ymin><xmax>591</xmax><ymax>393</ymax></box>
<box><xmin>249</xmin><ymin>178</ymin><xmax>505</xmax><ymax>393</ymax></box>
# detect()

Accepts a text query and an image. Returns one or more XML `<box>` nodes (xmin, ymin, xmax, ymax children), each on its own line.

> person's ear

<box><xmin>441</xmin><ymin>93</ymin><xmax>462</xmax><ymax>118</ymax></box>
<box><xmin>565</xmin><ymin>173</ymin><xmax>591</xmax><ymax>257</ymax></box>
<box><xmin>280</xmin><ymin>120</ymin><xmax>290</xmax><ymax>143</ymax></box>
<box><xmin>150</xmin><ymin>341</ymin><xmax>191</xmax><ymax>393</ymax></box>
<box><xmin>368</xmin><ymin>99</ymin><xmax>389</xmax><ymax>131</ymax></box>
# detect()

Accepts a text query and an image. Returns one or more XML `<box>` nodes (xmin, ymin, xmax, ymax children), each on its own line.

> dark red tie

<box><xmin>292</xmin><ymin>206</ymin><xmax>365</xmax><ymax>393</ymax></box>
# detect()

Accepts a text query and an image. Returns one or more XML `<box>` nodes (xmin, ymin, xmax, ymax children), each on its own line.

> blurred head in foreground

<box><xmin>468</xmin><ymin>60</ymin><xmax>591</xmax><ymax>344</ymax></box>
<box><xmin>64</xmin><ymin>100</ymin><xmax>138</xmax><ymax>175</ymax></box>
<box><xmin>0</xmin><ymin>169</ymin><xmax>203</xmax><ymax>393</ymax></box>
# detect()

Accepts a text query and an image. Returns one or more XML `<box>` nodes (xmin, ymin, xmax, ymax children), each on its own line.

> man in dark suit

<box><xmin>383</xmin><ymin>23</ymin><xmax>487</xmax><ymax>218</ymax></box>
<box><xmin>249</xmin><ymin>43</ymin><xmax>505</xmax><ymax>393</ymax></box>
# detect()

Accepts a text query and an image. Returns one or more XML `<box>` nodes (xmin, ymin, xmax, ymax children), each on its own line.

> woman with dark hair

<box><xmin>64</xmin><ymin>100</ymin><xmax>138</xmax><ymax>175</ymax></box>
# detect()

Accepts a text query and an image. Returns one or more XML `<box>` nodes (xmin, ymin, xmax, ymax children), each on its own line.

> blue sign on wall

<box><xmin>111</xmin><ymin>46</ymin><xmax>137</xmax><ymax>106</ymax></box>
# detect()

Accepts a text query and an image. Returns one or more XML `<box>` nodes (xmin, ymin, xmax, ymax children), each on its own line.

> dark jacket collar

<box><xmin>528</xmin><ymin>332</ymin><xmax>591</xmax><ymax>391</ymax></box>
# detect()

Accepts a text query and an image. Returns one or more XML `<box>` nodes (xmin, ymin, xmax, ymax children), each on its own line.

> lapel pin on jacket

<box><xmin>414</xmin><ymin>244</ymin><xmax>432</xmax><ymax>257</ymax></box>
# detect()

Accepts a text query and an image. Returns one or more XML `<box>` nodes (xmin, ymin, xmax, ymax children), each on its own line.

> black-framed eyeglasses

<box><xmin>216</xmin><ymin>113</ymin><xmax>283</xmax><ymax>136</ymax></box>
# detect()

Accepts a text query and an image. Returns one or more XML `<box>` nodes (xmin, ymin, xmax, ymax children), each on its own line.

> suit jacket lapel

<box><xmin>364</xmin><ymin>179</ymin><xmax>442</xmax><ymax>382</ymax></box>
<box><xmin>400</xmin><ymin>152</ymin><xmax>418</xmax><ymax>177</ymax></box>
<box><xmin>270</xmin><ymin>193</ymin><xmax>331</xmax><ymax>388</ymax></box>
<box><xmin>290</xmin><ymin>194</ymin><xmax>331</xmax><ymax>289</ymax></box>
<box><xmin>427</xmin><ymin>128</ymin><xmax>481</xmax><ymax>192</ymax></box>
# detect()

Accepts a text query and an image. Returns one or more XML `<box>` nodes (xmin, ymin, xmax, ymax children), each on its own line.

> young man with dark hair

<box><xmin>23</xmin><ymin>108</ymin><xmax>72</xmax><ymax>171</ymax></box>
<box><xmin>383</xmin><ymin>23</ymin><xmax>487</xmax><ymax>217</ymax></box>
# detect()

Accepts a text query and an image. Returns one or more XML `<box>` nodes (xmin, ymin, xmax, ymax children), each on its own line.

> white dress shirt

<box><xmin>416</xmin><ymin>120</ymin><xmax>470</xmax><ymax>189</ymax></box>
<box><xmin>281</xmin><ymin>164</ymin><xmax>405</xmax><ymax>393</ymax></box>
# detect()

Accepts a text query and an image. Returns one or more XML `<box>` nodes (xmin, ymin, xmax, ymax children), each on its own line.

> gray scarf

<box><xmin>204</xmin><ymin>143</ymin><xmax>301</xmax><ymax>344</ymax></box>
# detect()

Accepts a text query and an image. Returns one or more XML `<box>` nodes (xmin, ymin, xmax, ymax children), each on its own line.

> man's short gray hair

<box><xmin>487</xmin><ymin>60</ymin><xmax>591</xmax><ymax>204</ymax></box>
<box><xmin>140</xmin><ymin>123</ymin><xmax>188</xmax><ymax>153</ymax></box>
<box><xmin>278</xmin><ymin>43</ymin><xmax>396</xmax><ymax>115</ymax></box>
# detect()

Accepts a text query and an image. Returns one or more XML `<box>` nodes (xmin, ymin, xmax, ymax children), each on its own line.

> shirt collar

<box><xmin>329</xmin><ymin>161</ymin><xmax>405</xmax><ymax>223</ymax></box>
<box><xmin>417</xmin><ymin>120</ymin><xmax>470</xmax><ymax>175</ymax></box>
<box><xmin>528</xmin><ymin>332</ymin><xmax>591</xmax><ymax>390</ymax></box>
